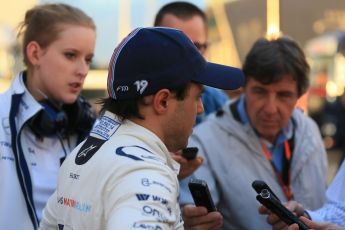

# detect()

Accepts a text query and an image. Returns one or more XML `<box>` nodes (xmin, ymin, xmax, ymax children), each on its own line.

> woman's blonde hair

<box><xmin>18</xmin><ymin>3</ymin><xmax>96</xmax><ymax>66</ymax></box>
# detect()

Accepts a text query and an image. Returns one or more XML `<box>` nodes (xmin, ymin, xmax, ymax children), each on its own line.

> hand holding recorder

<box><xmin>252</xmin><ymin>180</ymin><xmax>309</xmax><ymax>230</ymax></box>
<box><xmin>184</xmin><ymin>179</ymin><xmax>222</xmax><ymax>230</ymax></box>
<box><xmin>189</xmin><ymin>178</ymin><xmax>217</xmax><ymax>212</ymax></box>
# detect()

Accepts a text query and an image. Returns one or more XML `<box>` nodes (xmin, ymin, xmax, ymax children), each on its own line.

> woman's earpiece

<box><xmin>28</xmin><ymin>96</ymin><xmax>96</xmax><ymax>138</ymax></box>
<box><xmin>27</xmin><ymin>100</ymin><xmax>68</xmax><ymax>137</ymax></box>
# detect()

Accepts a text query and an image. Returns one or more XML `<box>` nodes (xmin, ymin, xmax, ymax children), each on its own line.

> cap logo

<box><xmin>134</xmin><ymin>80</ymin><xmax>148</xmax><ymax>94</ymax></box>
<box><xmin>116</xmin><ymin>85</ymin><xmax>129</xmax><ymax>92</ymax></box>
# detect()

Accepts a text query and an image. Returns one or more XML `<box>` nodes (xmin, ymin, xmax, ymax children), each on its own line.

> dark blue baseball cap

<box><xmin>107</xmin><ymin>27</ymin><xmax>244</xmax><ymax>100</ymax></box>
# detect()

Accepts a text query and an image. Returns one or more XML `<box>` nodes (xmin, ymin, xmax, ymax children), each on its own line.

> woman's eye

<box><xmin>65</xmin><ymin>52</ymin><xmax>75</xmax><ymax>59</ymax></box>
<box><xmin>86</xmin><ymin>57</ymin><xmax>93</xmax><ymax>65</ymax></box>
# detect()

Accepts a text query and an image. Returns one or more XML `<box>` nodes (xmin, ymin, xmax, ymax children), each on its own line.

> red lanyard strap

<box><xmin>261</xmin><ymin>141</ymin><xmax>293</xmax><ymax>200</ymax></box>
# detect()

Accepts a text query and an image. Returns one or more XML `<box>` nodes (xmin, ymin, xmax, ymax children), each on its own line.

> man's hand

<box><xmin>288</xmin><ymin>217</ymin><xmax>344</xmax><ymax>230</ymax></box>
<box><xmin>183</xmin><ymin>204</ymin><xmax>223</xmax><ymax>230</ymax></box>
<box><xmin>172</xmin><ymin>150</ymin><xmax>203</xmax><ymax>180</ymax></box>
<box><xmin>258</xmin><ymin>200</ymin><xmax>306</xmax><ymax>230</ymax></box>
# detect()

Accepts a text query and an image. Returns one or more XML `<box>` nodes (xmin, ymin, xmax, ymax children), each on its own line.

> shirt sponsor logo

<box><xmin>1</xmin><ymin>155</ymin><xmax>14</xmax><ymax>161</ymax></box>
<box><xmin>141</xmin><ymin>178</ymin><xmax>172</xmax><ymax>193</ymax></box>
<box><xmin>142</xmin><ymin>205</ymin><xmax>168</xmax><ymax>223</ymax></box>
<box><xmin>69</xmin><ymin>172</ymin><xmax>80</xmax><ymax>180</ymax></box>
<box><xmin>115</xmin><ymin>146</ymin><xmax>144</xmax><ymax>161</ymax></box>
<box><xmin>136</xmin><ymin>194</ymin><xmax>168</xmax><ymax>205</ymax></box>
<box><xmin>136</xmin><ymin>194</ymin><xmax>171</xmax><ymax>215</ymax></box>
<box><xmin>0</xmin><ymin>141</ymin><xmax>11</xmax><ymax>148</ymax></box>
<box><xmin>77</xmin><ymin>145</ymin><xmax>97</xmax><ymax>158</ymax></box>
<box><xmin>90</xmin><ymin>116</ymin><xmax>120</xmax><ymax>140</ymax></box>
<box><xmin>133</xmin><ymin>222</ymin><xmax>162</xmax><ymax>230</ymax></box>
<box><xmin>75</xmin><ymin>136</ymin><xmax>105</xmax><ymax>165</ymax></box>
<box><xmin>57</xmin><ymin>196</ymin><xmax>92</xmax><ymax>213</ymax></box>
<box><xmin>116</xmin><ymin>145</ymin><xmax>164</xmax><ymax>164</ymax></box>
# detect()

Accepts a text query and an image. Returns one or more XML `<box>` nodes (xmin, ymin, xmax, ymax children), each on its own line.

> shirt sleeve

<box><xmin>307</xmin><ymin>160</ymin><xmax>345</xmax><ymax>227</ymax></box>
<box><xmin>104</xmin><ymin>163</ymin><xmax>183</xmax><ymax>230</ymax></box>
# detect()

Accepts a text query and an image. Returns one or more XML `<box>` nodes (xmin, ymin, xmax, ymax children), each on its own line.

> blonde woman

<box><xmin>0</xmin><ymin>4</ymin><xmax>96</xmax><ymax>229</ymax></box>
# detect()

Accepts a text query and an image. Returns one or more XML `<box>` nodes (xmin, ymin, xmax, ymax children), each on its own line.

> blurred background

<box><xmin>1</xmin><ymin>0</ymin><xmax>345</xmax><ymax>182</ymax></box>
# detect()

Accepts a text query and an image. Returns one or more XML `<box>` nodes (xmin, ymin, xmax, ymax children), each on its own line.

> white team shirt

<box><xmin>40</xmin><ymin>111</ymin><xmax>183</xmax><ymax>230</ymax></box>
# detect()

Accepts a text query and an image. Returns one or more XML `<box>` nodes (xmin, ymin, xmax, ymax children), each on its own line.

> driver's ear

<box><xmin>153</xmin><ymin>89</ymin><xmax>171</xmax><ymax>114</ymax></box>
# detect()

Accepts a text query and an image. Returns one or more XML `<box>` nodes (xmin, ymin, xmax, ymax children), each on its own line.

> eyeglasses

<box><xmin>193</xmin><ymin>42</ymin><xmax>209</xmax><ymax>54</ymax></box>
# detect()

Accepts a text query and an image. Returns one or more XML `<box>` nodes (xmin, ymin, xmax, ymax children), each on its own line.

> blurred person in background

<box><xmin>154</xmin><ymin>1</ymin><xmax>229</xmax><ymax>126</ymax></box>
<box><xmin>0</xmin><ymin>3</ymin><xmax>96</xmax><ymax>229</ymax></box>
<box><xmin>318</xmin><ymin>87</ymin><xmax>345</xmax><ymax>160</ymax></box>
<box><xmin>179</xmin><ymin>36</ymin><xmax>328</xmax><ymax>229</ymax></box>
<box><xmin>40</xmin><ymin>27</ymin><xmax>244</xmax><ymax>230</ymax></box>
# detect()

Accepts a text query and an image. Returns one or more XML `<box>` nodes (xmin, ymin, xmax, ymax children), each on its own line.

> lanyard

<box><xmin>261</xmin><ymin>140</ymin><xmax>293</xmax><ymax>200</ymax></box>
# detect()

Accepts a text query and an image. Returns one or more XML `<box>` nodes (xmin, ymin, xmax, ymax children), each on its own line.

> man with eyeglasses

<box><xmin>154</xmin><ymin>1</ymin><xmax>229</xmax><ymax>126</ymax></box>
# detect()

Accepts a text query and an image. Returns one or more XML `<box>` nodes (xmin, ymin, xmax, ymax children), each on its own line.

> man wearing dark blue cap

<box><xmin>40</xmin><ymin>27</ymin><xmax>244</xmax><ymax>229</ymax></box>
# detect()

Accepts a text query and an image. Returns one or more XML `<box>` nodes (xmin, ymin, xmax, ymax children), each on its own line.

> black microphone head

<box><xmin>252</xmin><ymin>180</ymin><xmax>280</xmax><ymax>201</ymax></box>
